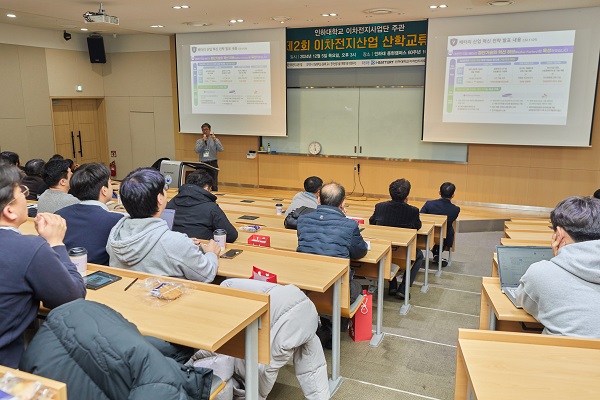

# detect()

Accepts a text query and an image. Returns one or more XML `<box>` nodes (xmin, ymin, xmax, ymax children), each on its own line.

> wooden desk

<box><xmin>85</xmin><ymin>265</ymin><xmax>270</xmax><ymax>400</ymax></box>
<box><xmin>500</xmin><ymin>238</ymin><xmax>551</xmax><ymax>247</ymax></box>
<box><xmin>420</xmin><ymin>213</ymin><xmax>448</xmax><ymax>277</ymax></box>
<box><xmin>504</xmin><ymin>230</ymin><xmax>552</xmax><ymax>242</ymax></box>
<box><xmin>215</xmin><ymin>245</ymin><xmax>348</xmax><ymax>394</ymax></box>
<box><xmin>235</xmin><ymin>226</ymin><xmax>391</xmax><ymax>347</ymax></box>
<box><xmin>480</xmin><ymin>277</ymin><xmax>541</xmax><ymax>332</ymax></box>
<box><xmin>0</xmin><ymin>365</ymin><xmax>67</xmax><ymax>400</ymax></box>
<box><xmin>455</xmin><ymin>329</ymin><xmax>600</xmax><ymax>400</ymax></box>
<box><xmin>360</xmin><ymin>225</ymin><xmax>419</xmax><ymax>316</ymax></box>
<box><xmin>504</xmin><ymin>222</ymin><xmax>552</xmax><ymax>232</ymax></box>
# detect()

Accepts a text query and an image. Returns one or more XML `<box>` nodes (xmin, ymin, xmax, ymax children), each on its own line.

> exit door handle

<box><xmin>77</xmin><ymin>131</ymin><xmax>83</xmax><ymax>157</ymax></box>
<box><xmin>70</xmin><ymin>131</ymin><xmax>76</xmax><ymax>158</ymax></box>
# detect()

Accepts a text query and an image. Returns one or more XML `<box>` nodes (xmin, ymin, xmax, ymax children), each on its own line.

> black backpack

<box><xmin>283</xmin><ymin>206</ymin><xmax>316</xmax><ymax>230</ymax></box>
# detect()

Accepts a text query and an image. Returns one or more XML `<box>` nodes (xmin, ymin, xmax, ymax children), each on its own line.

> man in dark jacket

<box><xmin>369</xmin><ymin>178</ymin><xmax>423</xmax><ymax>299</ymax></box>
<box><xmin>166</xmin><ymin>170</ymin><xmax>238</xmax><ymax>242</ymax></box>
<box><xmin>20</xmin><ymin>299</ymin><xmax>213</xmax><ymax>400</ymax></box>
<box><xmin>420</xmin><ymin>182</ymin><xmax>461</xmax><ymax>267</ymax></box>
<box><xmin>297</xmin><ymin>182</ymin><xmax>368</xmax><ymax>302</ymax></box>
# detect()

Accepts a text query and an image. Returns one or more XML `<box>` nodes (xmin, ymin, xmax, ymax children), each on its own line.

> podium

<box><xmin>158</xmin><ymin>160</ymin><xmax>219</xmax><ymax>189</ymax></box>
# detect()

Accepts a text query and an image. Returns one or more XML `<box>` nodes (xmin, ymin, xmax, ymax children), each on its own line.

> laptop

<box><xmin>160</xmin><ymin>209</ymin><xmax>176</xmax><ymax>230</ymax></box>
<box><xmin>496</xmin><ymin>246</ymin><xmax>553</xmax><ymax>308</ymax></box>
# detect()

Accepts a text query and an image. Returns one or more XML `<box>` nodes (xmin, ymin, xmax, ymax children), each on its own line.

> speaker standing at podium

<box><xmin>194</xmin><ymin>123</ymin><xmax>223</xmax><ymax>191</ymax></box>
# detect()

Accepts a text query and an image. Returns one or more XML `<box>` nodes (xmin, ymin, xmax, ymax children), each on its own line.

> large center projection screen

<box><xmin>423</xmin><ymin>8</ymin><xmax>600</xmax><ymax>146</ymax></box>
<box><xmin>176</xmin><ymin>28</ymin><xmax>286</xmax><ymax>136</ymax></box>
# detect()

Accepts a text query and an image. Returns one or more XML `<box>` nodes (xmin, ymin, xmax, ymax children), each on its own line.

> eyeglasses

<box><xmin>5</xmin><ymin>185</ymin><xmax>29</xmax><ymax>206</ymax></box>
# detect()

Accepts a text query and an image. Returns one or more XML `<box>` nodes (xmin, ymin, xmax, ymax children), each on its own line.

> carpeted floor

<box><xmin>270</xmin><ymin>230</ymin><xmax>504</xmax><ymax>399</ymax></box>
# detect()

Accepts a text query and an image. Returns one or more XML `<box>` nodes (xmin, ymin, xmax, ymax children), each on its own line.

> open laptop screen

<box><xmin>160</xmin><ymin>209</ymin><xmax>176</xmax><ymax>230</ymax></box>
<box><xmin>496</xmin><ymin>246</ymin><xmax>554</xmax><ymax>287</ymax></box>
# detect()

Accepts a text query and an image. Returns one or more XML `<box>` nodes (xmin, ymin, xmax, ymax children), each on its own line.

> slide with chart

<box><xmin>443</xmin><ymin>30</ymin><xmax>575</xmax><ymax>125</ymax></box>
<box><xmin>190</xmin><ymin>41</ymin><xmax>271</xmax><ymax>115</ymax></box>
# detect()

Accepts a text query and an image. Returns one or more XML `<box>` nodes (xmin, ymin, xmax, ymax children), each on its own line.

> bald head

<box><xmin>319</xmin><ymin>182</ymin><xmax>345</xmax><ymax>208</ymax></box>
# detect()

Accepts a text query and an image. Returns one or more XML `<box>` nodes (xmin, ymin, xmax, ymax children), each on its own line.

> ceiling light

<box><xmin>150</xmin><ymin>25</ymin><xmax>164</xmax><ymax>28</ymax></box>
<box><xmin>173</xmin><ymin>6</ymin><xmax>181</xmax><ymax>9</ymax></box>
<box><xmin>439</xmin><ymin>4</ymin><xmax>448</xmax><ymax>8</ymax></box>
<box><xmin>237</xmin><ymin>19</ymin><xmax>244</xmax><ymax>22</ymax></box>
<box><xmin>488</xmin><ymin>1</ymin><xmax>513</xmax><ymax>5</ymax></box>
<box><xmin>229</xmin><ymin>19</ymin><xmax>236</xmax><ymax>23</ymax></box>
<box><xmin>80</xmin><ymin>28</ymin><xmax>88</xmax><ymax>31</ymax></box>
<box><xmin>330</xmin><ymin>13</ymin><xmax>337</xmax><ymax>16</ymax></box>
<box><xmin>180</xmin><ymin>5</ymin><xmax>190</xmax><ymax>8</ymax></box>
<box><xmin>185</xmin><ymin>22</ymin><xmax>211</xmax><ymax>27</ymax></box>
<box><xmin>7</xmin><ymin>14</ymin><xmax>16</xmax><ymax>18</ymax></box>
<box><xmin>321</xmin><ymin>13</ymin><xmax>338</xmax><ymax>17</ymax></box>
<box><xmin>272</xmin><ymin>16</ymin><xmax>291</xmax><ymax>23</ymax></box>
<box><xmin>430</xmin><ymin>5</ymin><xmax>438</xmax><ymax>9</ymax></box>
<box><xmin>364</xmin><ymin>8</ymin><xmax>393</xmax><ymax>15</ymax></box>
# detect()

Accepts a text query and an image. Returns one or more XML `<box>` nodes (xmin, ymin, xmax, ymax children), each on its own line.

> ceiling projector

<box><xmin>83</xmin><ymin>3</ymin><xmax>119</xmax><ymax>25</ymax></box>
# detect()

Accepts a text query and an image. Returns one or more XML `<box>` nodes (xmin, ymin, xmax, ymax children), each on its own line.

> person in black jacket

<box><xmin>166</xmin><ymin>170</ymin><xmax>238</xmax><ymax>242</ymax></box>
<box><xmin>421</xmin><ymin>182</ymin><xmax>461</xmax><ymax>267</ymax></box>
<box><xmin>369</xmin><ymin>178</ymin><xmax>423</xmax><ymax>299</ymax></box>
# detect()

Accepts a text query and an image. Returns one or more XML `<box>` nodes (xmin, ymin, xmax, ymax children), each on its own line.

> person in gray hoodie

<box><xmin>284</xmin><ymin>176</ymin><xmax>322</xmax><ymax>217</ymax></box>
<box><xmin>107</xmin><ymin>168</ymin><xmax>221</xmax><ymax>282</ymax></box>
<box><xmin>516</xmin><ymin>196</ymin><xmax>600</xmax><ymax>337</ymax></box>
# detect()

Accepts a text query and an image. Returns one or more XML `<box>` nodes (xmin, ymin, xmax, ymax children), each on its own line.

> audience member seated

<box><xmin>21</xmin><ymin>159</ymin><xmax>48</xmax><ymax>200</ymax></box>
<box><xmin>166</xmin><ymin>170</ymin><xmax>237</xmax><ymax>243</ymax></box>
<box><xmin>284</xmin><ymin>176</ymin><xmax>323</xmax><ymax>217</ymax></box>
<box><xmin>37</xmin><ymin>159</ymin><xmax>79</xmax><ymax>213</ymax></box>
<box><xmin>420</xmin><ymin>182</ymin><xmax>461</xmax><ymax>267</ymax></box>
<box><xmin>516</xmin><ymin>196</ymin><xmax>600</xmax><ymax>338</ymax></box>
<box><xmin>56</xmin><ymin>163</ymin><xmax>123</xmax><ymax>265</ymax></box>
<box><xmin>0</xmin><ymin>162</ymin><xmax>85</xmax><ymax>368</ymax></box>
<box><xmin>0</xmin><ymin>151</ymin><xmax>24</xmax><ymax>178</ymax></box>
<box><xmin>188</xmin><ymin>278</ymin><xmax>329</xmax><ymax>400</ymax></box>
<box><xmin>369</xmin><ymin>178</ymin><xmax>423</xmax><ymax>299</ymax></box>
<box><xmin>297</xmin><ymin>182</ymin><xmax>367</xmax><ymax>303</ymax></box>
<box><xmin>20</xmin><ymin>300</ymin><xmax>214</xmax><ymax>400</ymax></box>
<box><xmin>107</xmin><ymin>168</ymin><xmax>220</xmax><ymax>282</ymax></box>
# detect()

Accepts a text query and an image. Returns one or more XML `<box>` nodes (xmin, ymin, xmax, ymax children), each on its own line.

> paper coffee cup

<box><xmin>214</xmin><ymin>229</ymin><xmax>227</xmax><ymax>251</ymax></box>
<box><xmin>68</xmin><ymin>247</ymin><xmax>88</xmax><ymax>276</ymax></box>
<box><xmin>275</xmin><ymin>203</ymin><xmax>283</xmax><ymax>215</ymax></box>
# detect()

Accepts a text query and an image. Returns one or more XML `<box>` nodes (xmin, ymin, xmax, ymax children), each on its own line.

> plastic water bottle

<box><xmin>267</xmin><ymin>143</ymin><xmax>271</xmax><ymax>153</ymax></box>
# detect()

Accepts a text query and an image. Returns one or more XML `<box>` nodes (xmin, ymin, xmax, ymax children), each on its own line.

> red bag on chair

<box><xmin>349</xmin><ymin>290</ymin><xmax>372</xmax><ymax>342</ymax></box>
<box><xmin>249</xmin><ymin>266</ymin><xmax>277</xmax><ymax>283</ymax></box>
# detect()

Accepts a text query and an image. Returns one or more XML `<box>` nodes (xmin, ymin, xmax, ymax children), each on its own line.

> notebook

<box><xmin>160</xmin><ymin>209</ymin><xmax>176</xmax><ymax>230</ymax></box>
<box><xmin>496</xmin><ymin>246</ymin><xmax>553</xmax><ymax>308</ymax></box>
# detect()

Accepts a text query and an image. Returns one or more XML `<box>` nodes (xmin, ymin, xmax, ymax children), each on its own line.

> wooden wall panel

<box><xmin>468</xmin><ymin>144</ymin><xmax>532</xmax><ymax>167</ymax></box>
<box><xmin>465</xmin><ymin>165</ymin><xmax>530</xmax><ymax>205</ymax></box>
<box><xmin>527</xmin><ymin>168</ymin><xmax>600</xmax><ymax>208</ymax></box>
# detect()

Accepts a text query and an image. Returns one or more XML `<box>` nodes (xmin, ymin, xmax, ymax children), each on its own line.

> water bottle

<box><xmin>267</xmin><ymin>143</ymin><xmax>271</xmax><ymax>153</ymax></box>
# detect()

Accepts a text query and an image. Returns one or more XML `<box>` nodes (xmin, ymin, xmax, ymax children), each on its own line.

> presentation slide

<box><xmin>443</xmin><ymin>31</ymin><xmax>575</xmax><ymax>125</ymax></box>
<box><xmin>190</xmin><ymin>42</ymin><xmax>272</xmax><ymax>115</ymax></box>
<box><xmin>423</xmin><ymin>8</ymin><xmax>600</xmax><ymax>147</ymax></box>
<box><xmin>176</xmin><ymin>28</ymin><xmax>286</xmax><ymax>137</ymax></box>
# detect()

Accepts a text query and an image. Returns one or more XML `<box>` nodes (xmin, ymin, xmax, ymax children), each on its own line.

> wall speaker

<box><xmin>87</xmin><ymin>36</ymin><xmax>106</xmax><ymax>64</ymax></box>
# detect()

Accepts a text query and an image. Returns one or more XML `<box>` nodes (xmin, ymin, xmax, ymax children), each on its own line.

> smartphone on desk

<box><xmin>220</xmin><ymin>249</ymin><xmax>243</xmax><ymax>259</ymax></box>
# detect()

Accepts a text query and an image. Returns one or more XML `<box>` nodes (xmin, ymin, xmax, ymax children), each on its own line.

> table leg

<box><xmin>329</xmin><ymin>278</ymin><xmax>343</xmax><ymax>395</ymax></box>
<box><xmin>421</xmin><ymin>233</ymin><xmax>431</xmax><ymax>293</ymax></box>
<box><xmin>370</xmin><ymin>254</ymin><xmax>386</xmax><ymax>347</ymax></box>
<box><xmin>400</xmin><ymin>243</ymin><xmax>412</xmax><ymax>315</ymax></box>
<box><xmin>488</xmin><ymin>304</ymin><xmax>497</xmax><ymax>330</ymax></box>
<box><xmin>244</xmin><ymin>319</ymin><xmax>259</xmax><ymax>400</ymax></box>
<box><xmin>435</xmin><ymin>230</ymin><xmax>444</xmax><ymax>278</ymax></box>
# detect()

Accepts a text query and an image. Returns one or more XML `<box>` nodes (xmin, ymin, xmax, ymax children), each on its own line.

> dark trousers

<box><xmin>399</xmin><ymin>250</ymin><xmax>424</xmax><ymax>291</ymax></box>
<box><xmin>204</xmin><ymin>160</ymin><xmax>219</xmax><ymax>191</ymax></box>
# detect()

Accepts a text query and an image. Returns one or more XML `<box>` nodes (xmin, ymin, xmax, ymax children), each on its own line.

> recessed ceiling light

<box><xmin>180</xmin><ymin>5</ymin><xmax>190</xmax><ymax>8</ymax></box>
<box><xmin>150</xmin><ymin>25</ymin><xmax>164</xmax><ymax>28</ymax></box>
<box><xmin>185</xmin><ymin>22</ymin><xmax>211</xmax><ymax>27</ymax></box>
<box><xmin>272</xmin><ymin>16</ymin><xmax>291</xmax><ymax>23</ymax></box>
<box><xmin>488</xmin><ymin>1</ymin><xmax>513</xmax><ymax>5</ymax></box>
<box><xmin>7</xmin><ymin>13</ymin><xmax>16</xmax><ymax>18</ymax></box>
<box><xmin>364</xmin><ymin>8</ymin><xmax>393</xmax><ymax>15</ymax></box>
<box><xmin>321</xmin><ymin>13</ymin><xmax>338</xmax><ymax>17</ymax></box>
<box><xmin>439</xmin><ymin>4</ymin><xmax>448</xmax><ymax>8</ymax></box>
<box><xmin>80</xmin><ymin>28</ymin><xmax>88</xmax><ymax>31</ymax></box>
<box><xmin>229</xmin><ymin>19</ymin><xmax>236</xmax><ymax>23</ymax></box>
<box><xmin>330</xmin><ymin>13</ymin><xmax>337</xmax><ymax>16</ymax></box>
<box><xmin>237</xmin><ymin>19</ymin><xmax>244</xmax><ymax>22</ymax></box>
<box><xmin>173</xmin><ymin>6</ymin><xmax>181</xmax><ymax>9</ymax></box>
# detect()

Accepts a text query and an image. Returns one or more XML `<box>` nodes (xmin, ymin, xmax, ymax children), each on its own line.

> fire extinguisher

<box><xmin>109</xmin><ymin>161</ymin><xmax>117</xmax><ymax>177</ymax></box>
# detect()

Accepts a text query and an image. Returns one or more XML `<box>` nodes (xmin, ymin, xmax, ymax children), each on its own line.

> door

<box><xmin>51</xmin><ymin>99</ymin><xmax>108</xmax><ymax>165</ymax></box>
